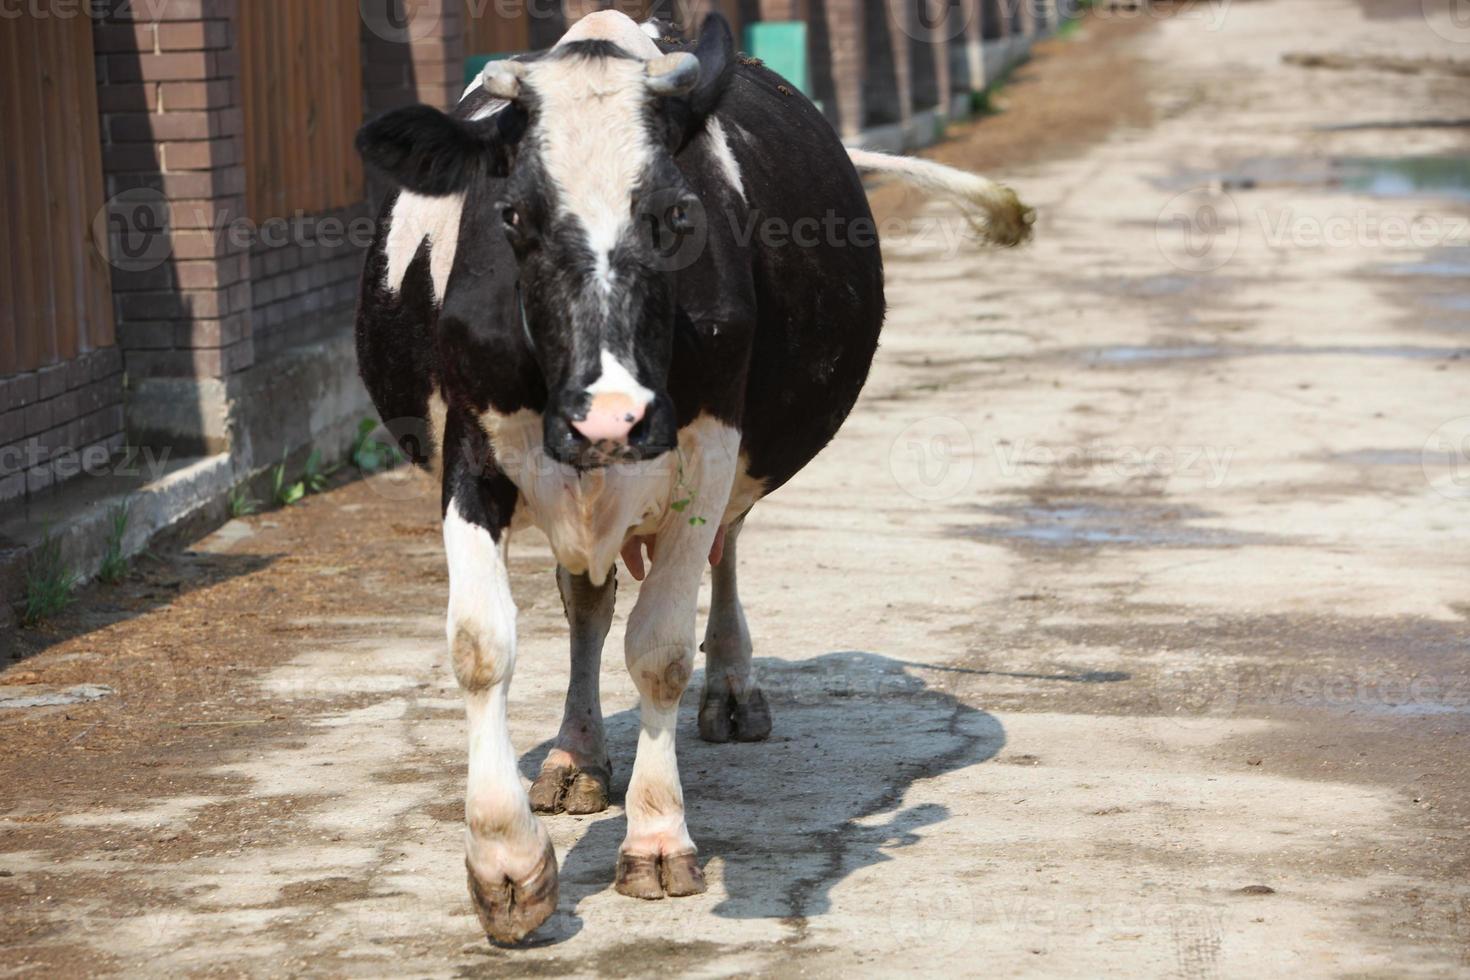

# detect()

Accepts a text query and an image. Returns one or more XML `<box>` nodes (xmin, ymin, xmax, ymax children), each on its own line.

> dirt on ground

<box><xmin>3</xmin><ymin>1</ymin><xmax>1470</xmax><ymax>976</ymax></box>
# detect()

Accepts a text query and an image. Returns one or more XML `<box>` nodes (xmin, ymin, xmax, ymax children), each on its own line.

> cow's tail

<box><xmin>846</xmin><ymin>148</ymin><xmax>1035</xmax><ymax>248</ymax></box>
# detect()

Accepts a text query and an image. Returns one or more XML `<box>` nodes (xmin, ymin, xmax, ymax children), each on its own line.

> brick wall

<box><xmin>249</xmin><ymin>202</ymin><xmax>373</xmax><ymax>362</ymax></box>
<box><xmin>94</xmin><ymin>0</ymin><xmax>255</xmax><ymax>409</ymax></box>
<box><xmin>0</xmin><ymin>350</ymin><xmax>125</xmax><ymax>507</ymax></box>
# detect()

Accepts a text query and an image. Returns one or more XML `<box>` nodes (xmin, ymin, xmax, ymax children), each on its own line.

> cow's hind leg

<box><xmin>443</xmin><ymin>435</ymin><xmax>556</xmax><ymax>943</ymax></box>
<box><xmin>698</xmin><ymin>518</ymin><xmax>771</xmax><ymax>743</ymax></box>
<box><xmin>530</xmin><ymin>566</ymin><xmax>614</xmax><ymax>814</ymax></box>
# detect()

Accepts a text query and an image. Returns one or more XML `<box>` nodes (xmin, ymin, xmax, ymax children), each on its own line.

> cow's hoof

<box><xmin>698</xmin><ymin>686</ymin><xmax>772</xmax><ymax>743</ymax></box>
<box><xmin>466</xmin><ymin>835</ymin><xmax>559</xmax><ymax>944</ymax></box>
<box><xmin>530</xmin><ymin>761</ymin><xmax>611</xmax><ymax>815</ymax></box>
<box><xmin>614</xmin><ymin>850</ymin><xmax>707</xmax><ymax>900</ymax></box>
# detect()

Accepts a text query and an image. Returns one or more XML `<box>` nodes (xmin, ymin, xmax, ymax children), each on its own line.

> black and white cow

<box><xmin>354</xmin><ymin>10</ymin><xmax>1030</xmax><ymax>943</ymax></box>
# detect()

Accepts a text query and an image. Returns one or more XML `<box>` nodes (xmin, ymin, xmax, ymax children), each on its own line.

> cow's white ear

<box><xmin>481</xmin><ymin>60</ymin><xmax>526</xmax><ymax>101</ymax></box>
<box><xmin>644</xmin><ymin>52</ymin><xmax>700</xmax><ymax>96</ymax></box>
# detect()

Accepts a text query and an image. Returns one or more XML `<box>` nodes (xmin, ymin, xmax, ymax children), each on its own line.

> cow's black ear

<box><xmin>355</xmin><ymin>104</ymin><xmax>516</xmax><ymax>196</ymax></box>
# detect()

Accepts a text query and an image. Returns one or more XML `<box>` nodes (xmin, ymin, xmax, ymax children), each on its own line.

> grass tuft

<box><xmin>97</xmin><ymin>504</ymin><xmax>131</xmax><ymax>585</ymax></box>
<box><xmin>22</xmin><ymin>532</ymin><xmax>77</xmax><ymax>627</ymax></box>
<box><xmin>229</xmin><ymin>484</ymin><xmax>259</xmax><ymax>518</ymax></box>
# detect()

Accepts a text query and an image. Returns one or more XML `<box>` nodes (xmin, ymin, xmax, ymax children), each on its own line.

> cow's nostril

<box><xmin>570</xmin><ymin>393</ymin><xmax>647</xmax><ymax>445</ymax></box>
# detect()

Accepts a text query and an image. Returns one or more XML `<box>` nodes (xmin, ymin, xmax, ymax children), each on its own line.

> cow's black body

<box><xmin>355</xmin><ymin>45</ymin><xmax>885</xmax><ymax>522</ymax></box>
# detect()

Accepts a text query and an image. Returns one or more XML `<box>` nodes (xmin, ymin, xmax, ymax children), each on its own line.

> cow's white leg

<box><xmin>615</xmin><ymin>423</ymin><xmax>739</xmax><ymax>899</ymax></box>
<box><xmin>445</xmin><ymin>498</ymin><xmax>557</xmax><ymax>942</ymax></box>
<box><xmin>530</xmin><ymin>566</ymin><xmax>615</xmax><ymax>814</ymax></box>
<box><xmin>698</xmin><ymin>517</ymin><xmax>772</xmax><ymax>742</ymax></box>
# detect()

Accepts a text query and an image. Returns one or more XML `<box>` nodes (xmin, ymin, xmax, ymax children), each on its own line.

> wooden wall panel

<box><xmin>240</xmin><ymin>0</ymin><xmax>365</xmax><ymax>223</ymax></box>
<box><xmin>0</xmin><ymin>12</ymin><xmax>112</xmax><ymax>374</ymax></box>
<box><xmin>467</xmin><ymin>0</ymin><xmax>531</xmax><ymax>53</ymax></box>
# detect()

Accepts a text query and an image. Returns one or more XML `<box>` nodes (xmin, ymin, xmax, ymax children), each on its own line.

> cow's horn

<box><xmin>480</xmin><ymin>59</ymin><xmax>526</xmax><ymax>101</ymax></box>
<box><xmin>644</xmin><ymin>52</ymin><xmax>700</xmax><ymax>96</ymax></box>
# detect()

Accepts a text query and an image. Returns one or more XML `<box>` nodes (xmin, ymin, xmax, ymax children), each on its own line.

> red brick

<box><xmin>104</xmin><ymin>144</ymin><xmax>162</xmax><ymax>173</ymax></box>
<box><xmin>109</xmin><ymin>52</ymin><xmax>210</xmax><ymax>84</ymax></box>
<box><xmin>116</xmin><ymin>321</ymin><xmax>177</xmax><ymax>350</ymax></box>
<box><xmin>169</xmin><ymin>230</ymin><xmax>230</xmax><ymax>261</ymax></box>
<box><xmin>125</xmin><ymin>347</ymin><xmax>223</xmax><ymax>379</ymax></box>
<box><xmin>98</xmin><ymin>83</ymin><xmax>159</xmax><ymax>112</ymax></box>
<box><xmin>213</xmin><ymin>107</ymin><xmax>245</xmax><ymax>138</ymax></box>
<box><xmin>94</xmin><ymin>23</ymin><xmax>158</xmax><ymax>54</ymax></box>
<box><xmin>222</xmin><ymin>338</ymin><xmax>254</xmax><ymax>374</ymax></box>
<box><xmin>110</xmin><ymin>264</ymin><xmax>175</xmax><ymax>293</ymax></box>
<box><xmin>209</xmin><ymin>48</ymin><xmax>239</xmax><ymax>78</ymax></box>
<box><xmin>162</xmin><ymin>139</ymin><xmax>232</xmax><ymax>171</ymax></box>
<box><xmin>92</xmin><ymin>348</ymin><xmax>124</xmax><ymax>381</ymax></box>
<box><xmin>157</xmin><ymin>20</ymin><xmax>231</xmax><ymax>50</ymax></box>
<box><xmin>109</xmin><ymin>110</ymin><xmax>212</xmax><ymax>143</ymax></box>
<box><xmin>113</xmin><ymin>0</ymin><xmax>235</xmax><ymax>23</ymax></box>
<box><xmin>157</xmin><ymin>80</ymin><xmax>231</xmax><ymax>111</ymax></box>
<box><xmin>117</xmin><ymin>292</ymin><xmax>187</xmax><ymax>320</ymax></box>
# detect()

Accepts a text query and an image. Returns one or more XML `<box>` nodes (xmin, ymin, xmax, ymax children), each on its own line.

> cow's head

<box><xmin>357</xmin><ymin>12</ymin><xmax>734</xmax><ymax>469</ymax></box>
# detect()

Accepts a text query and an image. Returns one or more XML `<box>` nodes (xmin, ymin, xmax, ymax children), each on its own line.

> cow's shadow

<box><xmin>520</xmin><ymin>650</ymin><xmax>1022</xmax><ymax>930</ymax></box>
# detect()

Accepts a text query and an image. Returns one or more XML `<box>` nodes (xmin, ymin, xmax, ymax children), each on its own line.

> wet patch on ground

<box><xmin>1158</xmin><ymin>155</ymin><xmax>1470</xmax><ymax>201</ymax></box>
<box><xmin>960</xmin><ymin>499</ymin><xmax>1287</xmax><ymax>551</ymax></box>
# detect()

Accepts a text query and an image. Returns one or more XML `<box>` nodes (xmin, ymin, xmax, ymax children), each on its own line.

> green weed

<box><xmin>97</xmin><ymin>504</ymin><xmax>130</xmax><ymax>585</ymax></box>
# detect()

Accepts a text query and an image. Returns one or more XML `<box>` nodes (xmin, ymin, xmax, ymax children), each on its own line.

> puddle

<box><xmin>1085</xmin><ymin>345</ymin><xmax>1224</xmax><ymax>364</ymax></box>
<box><xmin>1383</xmin><ymin>252</ymin><xmax>1470</xmax><ymax>279</ymax></box>
<box><xmin>1427</xmin><ymin>294</ymin><xmax>1470</xmax><ymax>313</ymax></box>
<box><xmin>0</xmin><ymin>684</ymin><xmax>114</xmax><ymax>710</ymax></box>
<box><xmin>1341</xmin><ymin>157</ymin><xmax>1470</xmax><ymax>200</ymax></box>
<box><xmin>1075</xmin><ymin>343</ymin><xmax>1466</xmax><ymax>365</ymax></box>
<box><xmin>1163</xmin><ymin>155</ymin><xmax>1470</xmax><ymax>201</ymax></box>
<box><xmin>1330</xmin><ymin>449</ymin><xmax>1425</xmax><ymax>466</ymax></box>
<box><xmin>962</xmin><ymin>502</ymin><xmax>1278</xmax><ymax>550</ymax></box>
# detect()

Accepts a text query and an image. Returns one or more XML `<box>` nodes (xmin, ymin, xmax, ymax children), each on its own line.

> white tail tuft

<box><xmin>846</xmin><ymin>147</ymin><xmax>1035</xmax><ymax>247</ymax></box>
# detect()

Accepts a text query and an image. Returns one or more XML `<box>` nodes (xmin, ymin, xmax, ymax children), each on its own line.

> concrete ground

<box><xmin>3</xmin><ymin>1</ymin><xmax>1469</xmax><ymax>976</ymax></box>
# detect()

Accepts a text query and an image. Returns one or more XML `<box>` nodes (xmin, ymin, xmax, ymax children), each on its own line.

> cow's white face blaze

<box><xmin>491</xmin><ymin>41</ymin><xmax>702</xmax><ymax>469</ymax></box>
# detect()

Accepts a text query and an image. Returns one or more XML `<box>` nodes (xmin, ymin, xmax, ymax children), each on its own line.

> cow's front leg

<box><xmin>444</xmin><ymin>484</ymin><xmax>556</xmax><ymax>943</ymax></box>
<box><xmin>698</xmin><ymin>517</ymin><xmax>772</xmax><ymax>742</ymax></box>
<box><xmin>615</xmin><ymin>432</ymin><xmax>738</xmax><ymax>900</ymax></box>
<box><xmin>530</xmin><ymin>566</ymin><xmax>615</xmax><ymax>814</ymax></box>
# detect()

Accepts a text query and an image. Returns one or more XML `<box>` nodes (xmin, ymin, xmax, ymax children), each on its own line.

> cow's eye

<box><xmin>667</xmin><ymin>200</ymin><xmax>697</xmax><ymax>234</ymax></box>
<box><xmin>500</xmin><ymin>206</ymin><xmax>520</xmax><ymax>230</ymax></box>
